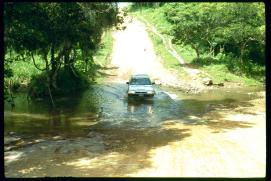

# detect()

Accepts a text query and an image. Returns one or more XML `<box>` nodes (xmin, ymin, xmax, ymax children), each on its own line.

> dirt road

<box><xmin>109</xmin><ymin>18</ymin><xmax>201</xmax><ymax>89</ymax></box>
<box><xmin>107</xmin><ymin>18</ymin><xmax>266</xmax><ymax>177</ymax></box>
<box><xmin>128</xmin><ymin>96</ymin><xmax>266</xmax><ymax>177</ymax></box>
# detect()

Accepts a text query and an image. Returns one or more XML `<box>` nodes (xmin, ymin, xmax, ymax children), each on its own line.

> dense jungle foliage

<box><xmin>4</xmin><ymin>2</ymin><xmax>119</xmax><ymax>103</ymax></box>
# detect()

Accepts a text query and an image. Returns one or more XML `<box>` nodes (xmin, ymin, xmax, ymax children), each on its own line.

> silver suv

<box><xmin>126</xmin><ymin>74</ymin><xmax>155</xmax><ymax>98</ymax></box>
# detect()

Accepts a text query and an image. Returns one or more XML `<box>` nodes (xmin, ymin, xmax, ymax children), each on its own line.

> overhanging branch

<box><xmin>31</xmin><ymin>52</ymin><xmax>47</xmax><ymax>71</ymax></box>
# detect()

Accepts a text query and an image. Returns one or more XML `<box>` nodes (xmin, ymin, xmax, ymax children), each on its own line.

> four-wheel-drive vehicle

<box><xmin>126</xmin><ymin>74</ymin><xmax>155</xmax><ymax>98</ymax></box>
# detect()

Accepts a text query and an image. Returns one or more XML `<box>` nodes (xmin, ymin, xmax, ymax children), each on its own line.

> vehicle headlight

<box><xmin>128</xmin><ymin>90</ymin><xmax>135</xmax><ymax>94</ymax></box>
<box><xmin>147</xmin><ymin>91</ymin><xmax>154</xmax><ymax>94</ymax></box>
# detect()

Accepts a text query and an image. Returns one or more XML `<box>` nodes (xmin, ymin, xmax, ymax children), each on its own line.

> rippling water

<box><xmin>4</xmin><ymin>83</ymin><xmax>264</xmax><ymax>177</ymax></box>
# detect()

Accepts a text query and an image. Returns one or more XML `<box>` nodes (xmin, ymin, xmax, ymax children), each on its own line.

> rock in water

<box><xmin>154</xmin><ymin>80</ymin><xmax>162</xmax><ymax>85</ymax></box>
<box><xmin>8</xmin><ymin>132</ymin><xmax>16</xmax><ymax>136</ymax></box>
<box><xmin>4</xmin><ymin>137</ymin><xmax>21</xmax><ymax>145</ymax></box>
<box><xmin>202</xmin><ymin>78</ymin><xmax>213</xmax><ymax>86</ymax></box>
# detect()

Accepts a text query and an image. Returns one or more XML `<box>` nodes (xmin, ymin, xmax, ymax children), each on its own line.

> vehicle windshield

<box><xmin>130</xmin><ymin>78</ymin><xmax>151</xmax><ymax>85</ymax></box>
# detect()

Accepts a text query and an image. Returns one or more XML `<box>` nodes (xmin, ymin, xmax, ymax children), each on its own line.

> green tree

<box><xmin>164</xmin><ymin>3</ymin><xmax>219</xmax><ymax>59</ymax></box>
<box><xmin>164</xmin><ymin>2</ymin><xmax>265</xmax><ymax>66</ymax></box>
<box><xmin>4</xmin><ymin>2</ymin><xmax>118</xmax><ymax>102</ymax></box>
<box><xmin>218</xmin><ymin>3</ymin><xmax>265</xmax><ymax>65</ymax></box>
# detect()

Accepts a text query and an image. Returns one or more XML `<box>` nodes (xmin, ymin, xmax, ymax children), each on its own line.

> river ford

<box><xmin>4</xmin><ymin>84</ymin><xmax>265</xmax><ymax>177</ymax></box>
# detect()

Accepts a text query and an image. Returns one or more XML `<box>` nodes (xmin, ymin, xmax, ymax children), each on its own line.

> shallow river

<box><xmin>4</xmin><ymin>83</ymin><xmax>264</xmax><ymax>177</ymax></box>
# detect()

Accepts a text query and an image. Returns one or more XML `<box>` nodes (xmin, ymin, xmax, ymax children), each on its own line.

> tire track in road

<box><xmin>136</xmin><ymin>16</ymin><xmax>212</xmax><ymax>88</ymax></box>
<box><xmin>109</xmin><ymin>17</ymin><xmax>183</xmax><ymax>88</ymax></box>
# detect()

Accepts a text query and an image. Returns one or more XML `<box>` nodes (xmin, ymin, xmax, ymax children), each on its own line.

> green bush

<box><xmin>28</xmin><ymin>73</ymin><xmax>48</xmax><ymax>98</ymax></box>
<box><xmin>56</xmin><ymin>68</ymin><xmax>90</xmax><ymax>95</ymax></box>
<box><xmin>28</xmin><ymin>68</ymin><xmax>90</xmax><ymax>98</ymax></box>
<box><xmin>191</xmin><ymin>56</ymin><xmax>219</xmax><ymax>66</ymax></box>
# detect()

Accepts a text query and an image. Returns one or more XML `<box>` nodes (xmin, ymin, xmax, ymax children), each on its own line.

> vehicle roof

<box><xmin>131</xmin><ymin>74</ymin><xmax>150</xmax><ymax>78</ymax></box>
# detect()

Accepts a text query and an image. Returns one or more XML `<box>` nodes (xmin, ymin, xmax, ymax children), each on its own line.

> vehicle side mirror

<box><xmin>126</xmin><ymin>82</ymin><xmax>129</xmax><ymax>84</ymax></box>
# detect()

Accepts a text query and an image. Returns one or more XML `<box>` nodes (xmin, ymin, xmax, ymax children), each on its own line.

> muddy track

<box><xmin>105</xmin><ymin>17</ymin><xmax>210</xmax><ymax>93</ymax></box>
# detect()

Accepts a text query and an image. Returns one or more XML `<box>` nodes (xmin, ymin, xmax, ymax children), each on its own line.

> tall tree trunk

<box><xmin>240</xmin><ymin>43</ymin><xmax>246</xmax><ymax>65</ymax></box>
<box><xmin>50</xmin><ymin>43</ymin><xmax>59</xmax><ymax>90</ymax></box>
<box><xmin>192</xmin><ymin>44</ymin><xmax>200</xmax><ymax>60</ymax></box>
<box><xmin>207</xmin><ymin>40</ymin><xmax>214</xmax><ymax>57</ymax></box>
<box><xmin>44</xmin><ymin>52</ymin><xmax>55</xmax><ymax>108</ymax></box>
<box><xmin>209</xmin><ymin>46</ymin><xmax>214</xmax><ymax>57</ymax></box>
<box><xmin>51</xmin><ymin>43</ymin><xmax>56</xmax><ymax>72</ymax></box>
<box><xmin>64</xmin><ymin>52</ymin><xmax>69</xmax><ymax>70</ymax></box>
<box><xmin>219</xmin><ymin>44</ymin><xmax>224</xmax><ymax>54</ymax></box>
<box><xmin>196</xmin><ymin>49</ymin><xmax>200</xmax><ymax>60</ymax></box>
<box><xmin>63</xmin><ymin>40</ymin><xmax>71</xmax><ymax>72</ymax></box>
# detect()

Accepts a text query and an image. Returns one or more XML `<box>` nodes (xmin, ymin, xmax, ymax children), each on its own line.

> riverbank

<box><xmin>129</xmin><ymin>8</ymin><xmax>265</xmax><ymax>93</ymax></box>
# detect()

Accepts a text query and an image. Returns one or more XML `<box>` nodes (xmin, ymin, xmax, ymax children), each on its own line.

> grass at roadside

<box><xmin>201</xmin><ymin>64</ymin><xmax>260</xmax><ymax>85</ymax></box>
<box><xmin>130</xmin><ymin>10</ymin><xmax>188</xmax><ymax>78</ymax></box>
<box><xmin>94</xmin><ymin>30</ymin><xmax>114</xmax><ymax>67</ymax></box>
<box><xmin>6</xmin><ymin>30</ymin><xmax>114</xmax><ymax>89</ymax></box>
<box><xmin>147</xmin><ymin>26</ymin><xmax>188</xmax><ymax>78</ymax></box>
<box><xmin>131</xmin><ymin>8</ymin><xmax>196</xmax><ymax>64</ymax></box>
<box><xmin>7</xmin><ymin>54</ymin><xmax>43</xmax><ymax>89</ymax></box>
<box><xmin>130</xmin><ymin>8</ymin><xmax>263</xmax><ymax>86</ymax></box>
<box><xmin>93</xmin><ymin>30</ymin><xmax>114</xmax><ymax>83</ymax></box>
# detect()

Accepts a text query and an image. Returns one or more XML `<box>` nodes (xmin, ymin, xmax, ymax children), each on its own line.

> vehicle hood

<box><xmin>128</xmin><ymin>85</ymin><xmax>154</xmax><ymax>92</ymax></box>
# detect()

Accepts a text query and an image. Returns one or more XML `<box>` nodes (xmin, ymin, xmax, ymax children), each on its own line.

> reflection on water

<box><xmin>4</xmin><ymin>83</ymin><xmax>264</xmax><ymax>177</ymax></box>
<box><xmin>4</xmin><ymin>83</ymin><xmax>264</xmax><ymax>137</ymax></box>
<box><xmin>4</xmin><ymin>84</ymin><xmax>264</xmax><ymax>136</ymax></box>
<box><xmin>127</xmin><ymin>98</ymin><xmax>154</xmax><ymax>115</ymax></box>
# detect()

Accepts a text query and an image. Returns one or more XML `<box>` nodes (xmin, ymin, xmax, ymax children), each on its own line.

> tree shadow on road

<box><xmin>98</xmin><ymin>66</ymin><xmax>119</xmax><ymax>70</ymax></box>
<box><xmin>4</xmin><ymin>83</ymin><xmax>265</xmax><ymax>177</ymax></box>
<box><xmin>97</xmin><ymin>71</ymin><xmax>117</xmax><ymax>77</ymax></box>
<box><xmin>61</xmin><ymin>127</ymin><xmax>191</xmax><ymax>176</ymax></box>
<box><xmin>172</xmin><ymin>98</ymin><xmax>260</xmax><ymax>134</ymax></box>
